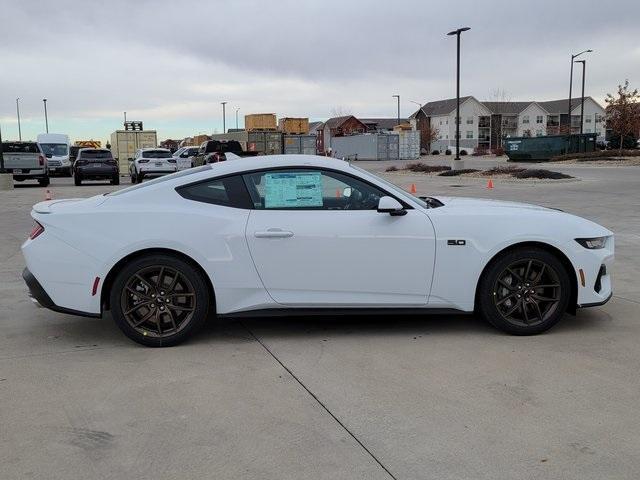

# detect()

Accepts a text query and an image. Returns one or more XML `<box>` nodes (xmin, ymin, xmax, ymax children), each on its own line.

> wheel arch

<box><xmin>100</xmin><ymin>247</ymin><xmax>216</xmax><ymax>312</ymax></box>
<box><xmin>474</xmin><ymin>241</ymin><xmax>578</xmax><ymax>315</ymax></box>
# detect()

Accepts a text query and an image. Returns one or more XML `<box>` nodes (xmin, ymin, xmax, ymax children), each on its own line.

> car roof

<box><xmin>141</xmin><ymin>147</ymin><xmax>170</xmax><ymax>151</ymax></box>
<box><xmin>206</xmin><ymin>155</ymin><xmax>353</xmax><ymax>176</ymax></box>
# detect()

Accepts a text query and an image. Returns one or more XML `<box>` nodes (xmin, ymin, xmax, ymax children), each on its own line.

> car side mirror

<box><xmin>377</xmin><ymin>196</ymin><xmax>406</xmax><ymax>216</ymax></box>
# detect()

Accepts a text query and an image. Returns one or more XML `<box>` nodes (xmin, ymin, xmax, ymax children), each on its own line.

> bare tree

<box><xmin>329</xmin><ymin>105</ymin><xmax>353</xmax><ymax>117</ymax></box>
<box><xmin>605</xmin><ymin>80</ymin><xmax>640</xmax><ymax>154</ymax></box>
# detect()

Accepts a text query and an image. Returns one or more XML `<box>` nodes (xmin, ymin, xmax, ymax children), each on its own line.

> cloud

<box><xmin>1</xmin><ymin>0</ymin><xmax>638</xmax><ymax>142</ymax></box>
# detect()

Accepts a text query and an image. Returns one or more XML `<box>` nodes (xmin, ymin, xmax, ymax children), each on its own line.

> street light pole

<box><xmin>221</xmin><ymin>102</ymin><xmax>227</xmax><ymax>133</ymax></box>
<box><xmin>575</xmin><ymin>60</ymin><xmax>586</xmax><ymax>135</ymax></box>
<box><xmin>43</xmin><ymin>98</ymin><xmax>49</xmax><ymax>133</ymax></box>
<box><xmin>567</xmin><ymin>49</ymin><xmax>592</xmax><ymax>135</ymax></box>
<box><xmin>235</xmin><ymin>108</ymin><xmax>239</xmax><ymax>130</ymax></box>
<box><xmin>447</xmin><ymin>27</ymin><xmax>470</xmax><ymax>167</ymax></box>
<box><xmin>392</xmin><ymin>94</ymin><xmax>400</xmax><ymax>127</ymax></box>
<box><xmin>16</xmin><ymin>98</ymin><xmax>22</xmax><ymax>141</ymax></box>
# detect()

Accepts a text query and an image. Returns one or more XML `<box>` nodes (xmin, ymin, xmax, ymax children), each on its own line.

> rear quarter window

<box><xmin>176</xmin><ymin>175</ymin><xmax>251</xmax><ymax>209</ymax></box>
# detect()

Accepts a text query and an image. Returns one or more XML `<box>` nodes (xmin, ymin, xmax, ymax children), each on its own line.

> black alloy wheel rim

<box><xmin>493</xmin><ymin>259</ymin><xmax>562</xmax><ymax>327</ymax></box>
<box><xmin>121</xmin><ymin>266</ymin><xmax>197</xmax><ymax>338</ymax></box>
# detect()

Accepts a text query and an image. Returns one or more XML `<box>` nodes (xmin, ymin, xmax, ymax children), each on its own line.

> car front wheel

<box><xmin>110</xmin><ymin>254</ymin><xmax>211</xmax><ymax>347</ymax></box>
<box><xmin>477</xmin><ymin>247</ymin><xmax>571</xmax><ymax>335</ymax></box>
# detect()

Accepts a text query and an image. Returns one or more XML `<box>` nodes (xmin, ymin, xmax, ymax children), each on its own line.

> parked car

<box><xmin>73</xmin><ymin>148</ymin><xmax>119</xmax><ymax>186</ymax></box>
<box><xmin>1</xmin><ymin>141</ymin><xmax>49</xmax><ymax>186</ymax></box>
<box><xmin>22</xmin><ymin>155</ymin><xmax>614</xmax><ymax>347</ymax></box>
<box><xmin>128</xmin><ymin>148</ymin><xmax>177</xmax><ymax>183</ymax></box>
<box><xmin>37</xmin><ymin>133</ymin><xmax>72</xmax><ymax>177</ymax></box>
<box><xmin>69</xmin><ymin>146</ymin><xmax>83</xmax><ymax>164</ymax></box>
<box><xmin>172</xmin><ymin>146</ymin><xmax>199</xmax><ymax>171</ymax></box>
<box><xmin>193</xmin><ymin>140</ymin><xmax>259</xmax><ymax>166</ymax></box>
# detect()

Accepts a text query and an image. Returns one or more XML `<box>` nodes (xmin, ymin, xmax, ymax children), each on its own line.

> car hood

<box><xmin>432</xmin><ymin>196</ymin><xmax>557</xmax><ymax>212</ymax></box>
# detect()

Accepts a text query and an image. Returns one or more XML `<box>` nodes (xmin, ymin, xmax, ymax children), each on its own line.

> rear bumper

<box><xmin>77</xmin><ymin>167</ymin><xmax>117</xmax><ymax>178</ymax></box>
<box><xmin>139</xmin><ymin>169</ymin><xmax>176</xmax><ymax>176</ymax></box>
<box><xmin>23</xmin><ymin>268</ymin><xmax>100</xmax><ymax>318</ymax></box>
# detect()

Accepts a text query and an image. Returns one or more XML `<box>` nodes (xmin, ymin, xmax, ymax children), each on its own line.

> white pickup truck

<box><xmin>1</xmin><ymin>141</ymin><xmax>50</xmax><ymax>187</ymax></box>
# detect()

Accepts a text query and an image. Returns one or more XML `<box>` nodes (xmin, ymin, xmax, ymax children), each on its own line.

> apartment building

<box><xmin>412</xmin><ymin>96</ymin><xmax>605</xmax><ymax>151</ymax></box>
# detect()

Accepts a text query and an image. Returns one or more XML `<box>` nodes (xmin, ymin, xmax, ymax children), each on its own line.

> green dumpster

<box><xmin>504</xmin><ymin>133</ymin><xmax>597</xmax><ymax>161</ymax></box>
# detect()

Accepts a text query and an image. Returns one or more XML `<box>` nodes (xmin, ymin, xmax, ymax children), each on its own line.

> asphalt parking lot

<box><xmin>1</xmin><ymin>160</ymin><xmax>639</xmax><ymax>480</ymax></box>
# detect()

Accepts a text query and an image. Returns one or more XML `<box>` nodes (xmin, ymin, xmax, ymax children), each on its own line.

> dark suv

<box><xmin>193</xmin><ymin>140</ymin><xmax>258</xmax><ymax>166</ymax></box>
<box><xmin>73</xmin><ymin>149</ymin><xmax>119</xmax><ymax>186</ymax></box>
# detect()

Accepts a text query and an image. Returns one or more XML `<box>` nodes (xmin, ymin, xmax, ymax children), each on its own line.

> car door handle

<box><xmin>254</xmin><ymin>229</ymin><xmax>294</xmax><ymax>238</ymax></box>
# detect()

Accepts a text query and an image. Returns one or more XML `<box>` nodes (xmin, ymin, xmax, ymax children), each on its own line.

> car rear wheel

<box><xmin>137</xmin><ymin>172</ymin><xmax>144</xmax><ymax>183</ymax></box>
<box><xmin>38</xmin><ymin>177</ymin><xmax>50</xmax><ymax>187</ymax></box>
<box><xmin>110</xmin><ymin>254</ymin><xmax>211</xmax><ymax>347</ymax></box>
<box><xmin>110</xmin><ymin>175</ymin><xmax>120</xmax><ymax>185</ymax></box>
<box><xmin>74</xmin><ymin>174</ymin><xmax>82</xmax><ymax>186</ymax></box>
<box><xmin>477</xmin><ymin>247</ymin><xmax>571</xmax><ymax>335</ymax></box>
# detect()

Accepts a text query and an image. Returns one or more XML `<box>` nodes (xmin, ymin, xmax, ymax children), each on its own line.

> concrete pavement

<box><xmin>1</xmin><ymin>162</ymin><xmax>639</xmax><ymax>480</ymax></box>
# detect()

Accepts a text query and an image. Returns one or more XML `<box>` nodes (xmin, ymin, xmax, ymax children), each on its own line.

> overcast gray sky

<box><xmin>1</xmin><ymin>0</ymin><xmax>638</xmax><ymax>142</ymax></box>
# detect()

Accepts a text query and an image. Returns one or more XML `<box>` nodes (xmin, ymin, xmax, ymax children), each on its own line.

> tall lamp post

<box><xmin>392</xmin><ymin>94</ymin><xmax>400</xmax><ymax>127</ymax></box>
<box><xmin>447</xmin><ymin>27</ymin><xmax>470</xmax><ymax>168</ymax></box>
<box><xmin>235</xmin><ymin>108</ymin><xmax>240</xmax><ymax>130</ymax></box>
<box><xmin>16</xmin><ymin>98</ymin><xmax>22</xmax><ymax>141</ymax></box>
<box><xmin>567</xmin><ymin>49</ymin><xmax>592</xmax><ymax>135</ymax></box>
<box><xmin>221</xmin><ymin>102</ymin><xmax>227</xmax><ymax>133</ymax></box>
<box><xmin>0</xmin><ymin>122</ymin><xmax>12</xmax><ymax>190</ymax></box>
<box><xmin>575</xmin><ymin>60</ymin><xmax>586</xmax><ymax>135</ymax></box>
<box><xmin>43</xmin><ymin>98</ymin><xmax>49</xmax><ymax>133</ymax></box>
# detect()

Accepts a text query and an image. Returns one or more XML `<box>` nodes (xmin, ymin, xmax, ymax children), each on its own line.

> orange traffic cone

<box><xmin>336</xmin><ymin>188</ymin><xmax>341</xmax><ymax>198</ymax></box>
<box><xmin>45</xmin><ymin>189</ymin><xmax>52</xmax><ymax>200</ymax></box>
<box><xmin>410</xmin><ymin>184</ymin><xmax>417</xmax><ymax>194</ymax></box>
<box><xmin>487</xmin><ymin>179</ymin><xmax>494</xmax><ymax>189</ymax></box>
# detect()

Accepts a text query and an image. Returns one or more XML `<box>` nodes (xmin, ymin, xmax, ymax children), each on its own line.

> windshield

<box><xmin>349</xmin><ymin>164</ymin><xmax>430</xmax><ymax>209</ymax></box>
<box><xmin>108</xmin><ymin>165</ymin><xmax>212</xmax><ymax>196</ymax></box>
<box><xmin>1</xmin><ymin>142</ymin><xmax>40</xmax><ymax>153</ymax></box>
<box><xmin>143</xmin><ymin>150</ymin><xmax>172</xmax><ymax>159</ymax></box>
<box><xmin>40</xmin><ymin>143</ymin><xmax>69</xmax><ymax>156</ymax></box>
<box><xmin>80</xmin><ymin>150</ymin><xmax>112</xmax><ymax>160</ymax></box>
<box><xmin>173</xmin><ymin>148</ymin><xmax>185</xmax><ymax>157</ymax></box>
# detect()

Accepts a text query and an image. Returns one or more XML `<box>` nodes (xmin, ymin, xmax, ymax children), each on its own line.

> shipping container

<box><xmin>209</xmin><ymin>131</ymin><xmax>283</xmax><ymax>155</ymax></box>
<box><xmin>110</xmin><ymin>130</ymin><xmax>158</xmax><ymax>171</ymax></box>
<box><xmin>330</xmin><ymin>134</ymin><xmax>399</xmax><ymax>161</ymax></box>
<box><xmin>245</xmin><ymin>113</ymin><xmax>277</xmax><ymax>131</ymax></box>
<box><xmin>283</xmin><ymin>135</ymin><xmax>316</xmax><ymax>155</ymax></box>
<box><xmin>278</xmin><ymin>117</ymin><xmax>309</xmax><ymax>135</ymax></box>
<box><xmin>504</xmin><ymin>133</ymin><xmax>597</xmax><ymax>161</ymax></box>
<box><xmin>398</xmin><ymin>130</ymin><xmax>420</xmax><ymax>160</ymax></box>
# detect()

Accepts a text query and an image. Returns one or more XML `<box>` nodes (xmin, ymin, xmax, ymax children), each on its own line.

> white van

<box><xmin>37</xmin><ymin>133</ymin><xmax>72</xmax><ymax>176</ymax></box>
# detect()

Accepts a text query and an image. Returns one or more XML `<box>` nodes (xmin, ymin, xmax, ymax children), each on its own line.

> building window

<box><xmin>466</xmin><ymin>117</ymin><xmax>473</xmax><ymax>124</ymax></box>
<box><xmin>585</xmin><ymin>128</ymin><xmax>592</xmax><ymax>133</ymax></box>
<box><xmin>466</xmin><ymin>131</ymin><xmax>473</xmax><ymax>139</ymax></box>
<box><xmin>536</xmin><ymin>115</ymin><xmax>543</xmax><ymax>124</ymax></box>
<box><xmin>536</xmin><ymin>129</ymin><xmax>544</xmax><ymax>137</ymax></box>
<box><xmin>445</xmin><ymin>134</ymin><xmax>448</xmax><ymax>139</ymax></box>
<box><xmin>522</xmin><ymin>115</ymin><xmax>530</xmax><ymax>124</ymax></box>
<box><xmin>595</xmin><ymin>114</ymin><xmax>603</xmax><ymax>123</ymax></box>
<box><xmin>439</xmin><ymin>120</ymin><xmax>442</xmax><ymax>125</ymax></box>
<box><xmin>586</xmin><ymin>116</ymin><xmax>592</xmax><ymax>123</ymax></box>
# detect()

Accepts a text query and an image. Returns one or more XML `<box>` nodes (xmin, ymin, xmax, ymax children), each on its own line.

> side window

<box><xmin>176</xmin><ymin>175</ymin><xmax>251</xmax><ymax>208</ymax></box>
<box><xmin>242</xmin><ymin>169</ymin><xmax>387</xmax><ymax>211</ymax></box>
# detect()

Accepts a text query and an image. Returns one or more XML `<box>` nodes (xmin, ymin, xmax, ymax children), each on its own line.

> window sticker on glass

<box><xmin>264</xmin><ymin>172</ymin><xmax>323</xmax><ymax>208</ymax></box>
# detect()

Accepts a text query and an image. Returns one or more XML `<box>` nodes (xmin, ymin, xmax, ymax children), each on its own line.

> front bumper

<box><xmin>22</xmin><ymin>268</ymin><xmax>100</xmax><ymax>318</ymax></box>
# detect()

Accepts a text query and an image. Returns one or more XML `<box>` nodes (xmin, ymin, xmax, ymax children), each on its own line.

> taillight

<box><xmin>168</xmin><ymin>159</ymin><xmax>176</xmax><ymax>163</ymax></box>
<box><xmin>38</xmin><ymin>155</ymin><xmax>46</xmax><ymax>166</ymax></box>
<box><xmin>105</xmin><ymin>159</ymin><xmax>116</xmax><ymax>165</ymax></box>
<box><xmin>139</xmin><ymin>159</ymin><xmax>149</xmax><ymax>163</ymax></box>
<box><xmin>29</xmin><ymin>221</ymin><xmax>44</xmax><ymax>240</ymax></box>
<box><xmin>76</xmin><ymin>160</ymin><xmax>88</xmax><ymax>166</ymax></box>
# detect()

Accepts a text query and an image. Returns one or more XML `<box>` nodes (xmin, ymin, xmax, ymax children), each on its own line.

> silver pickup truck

<box><xmin>1</xmin><ymin>142</ymin><xmax>50</xmax><ymax>187</ymax></box>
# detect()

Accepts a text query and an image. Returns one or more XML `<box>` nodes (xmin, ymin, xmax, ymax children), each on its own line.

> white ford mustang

<box><xmin>22</xmin><ymin>155</ymin><xmax>614</xmax><ymax>346</ymax></box>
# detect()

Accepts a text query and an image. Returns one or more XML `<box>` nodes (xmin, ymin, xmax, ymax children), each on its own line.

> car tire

<box><xmin>74</xmin><ymin>174</ymin><xmax>82</xmax><ymax>186</ymax></box>
<box><xmin>137</xmin><ymin>173</ymin><xmax>144</xmax><ymax>183</ymax></box>
<box><xmin>110</xmin><ymin>175</ymin><xmax>120</xmax><ymax>185</ymax></box>
<box><xmin>477</xmin><ymin>247</ymin><xmax>571</xmax><ymax>335</ymax></box>
<box><xmin>110</xmin><ymin>254</ymin><xmax>211</xmax><ymax>347</ymax></box>
<box><xmin>38</xmin><ymin>177</ymin><xmax>50</xmax><ymax>187</ymax></box>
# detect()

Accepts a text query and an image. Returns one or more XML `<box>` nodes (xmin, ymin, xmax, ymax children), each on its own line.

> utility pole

<box><xmin>235</xmin><ymin>108</ymin><xmax>240</xmax><ymax>130</ymax></box>
<box><xmin>567</xmin><ymin>49</ymin><xmax>592</xmax><ymax>136</ymax></box>
<box><xmin>392</xmin><ymin>95</ymin><xmax>400</xmax><ymax>127</ymax></box>
<box><xmin>124</xmin><ymin>111</ymin><xmax>127</xmax><ymax>125</ymax></box>
<box><xmin>575</xmin><ymin>60</ymin><xmax>586</xmax><ymax>135</ymax></box>
<box><xmin>16</xmin><ymin>98</ymin><xmax>22</xmax><ymax>141</ymax></box>
<box><xmin>221</xmin><ymin>102</ymin><xmax>227</xmax><ymax>133</ymax></box>
<box><xmin>43</xmin><ymin>98</ymin><xmax>49</xmax><ymax>133</ymax></box>
<box><xmin>447</xmin><ymin>27</ymin><xmax>470</xmax><ymax>167</ymax></box>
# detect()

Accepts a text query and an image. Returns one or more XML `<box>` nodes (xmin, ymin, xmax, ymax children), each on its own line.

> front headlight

<box><xmin>576</xmin><ymin>237</ymin><xmax>607</xmax><ymax>249</ymax></box>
